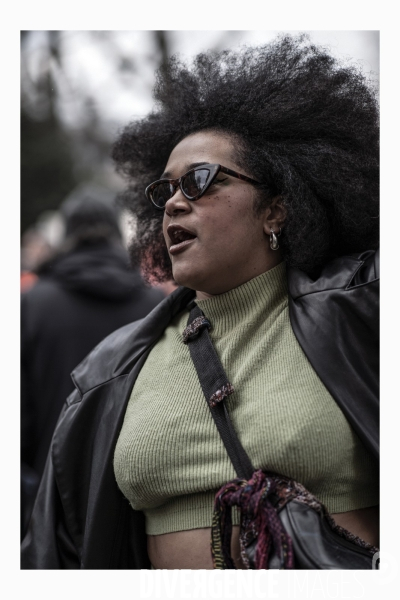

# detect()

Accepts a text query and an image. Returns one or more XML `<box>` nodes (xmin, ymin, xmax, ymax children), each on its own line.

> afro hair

<box><xmin>112</xmin><ymin>34</ymin><xmax>379</xmax><ymax>282</ymax></box>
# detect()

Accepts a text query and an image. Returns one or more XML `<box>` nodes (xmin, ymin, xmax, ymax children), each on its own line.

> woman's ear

<box><xmin>262</xmin><ymin>196</ymin><xmax>287</xmax><ymax>235</ymax></box>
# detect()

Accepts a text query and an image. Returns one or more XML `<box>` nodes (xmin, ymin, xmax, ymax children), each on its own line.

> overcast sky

<box><xmin>23</xmin><ymin>30</ymin><xmax>379</xmax><ymax>137</ymax></box>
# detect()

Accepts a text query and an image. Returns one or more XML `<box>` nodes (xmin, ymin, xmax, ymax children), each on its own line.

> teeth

<box><xmin>171</xmin><ymin>229</ymin><xmax>194</xmax><ymax>244</ymax></box>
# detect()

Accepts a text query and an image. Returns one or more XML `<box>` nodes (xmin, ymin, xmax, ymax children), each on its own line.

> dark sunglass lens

<box><xmin>152</xmin><ymin>182</ymin><xmax>173</xmax><ymax>208</ymax></box>
<box><xmin>182</xmin><ymin>169</ymin><xmax>211</xmax><ymax>199</ymax></box>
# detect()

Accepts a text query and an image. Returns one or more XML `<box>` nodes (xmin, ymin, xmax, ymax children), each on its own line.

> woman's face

<box><xmin>162</xmin><ymin>131</ymin><xmax>280</xmax><ymax>298</ymax></box>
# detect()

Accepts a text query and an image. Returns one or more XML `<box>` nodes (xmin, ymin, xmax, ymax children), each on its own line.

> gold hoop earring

<box><xmin>270</xmin><ymin>227</ymin><xmax>281</xmax><ymax>251</ymax></box>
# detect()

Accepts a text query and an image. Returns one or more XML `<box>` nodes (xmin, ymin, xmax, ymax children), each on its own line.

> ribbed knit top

<box><xmin>114</xmin><ymin>262</ymin><xmax>379</xmax><ymax>535</ymax></box>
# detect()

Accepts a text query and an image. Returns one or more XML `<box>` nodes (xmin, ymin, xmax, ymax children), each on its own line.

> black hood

<box><xmin>38</xmin><ymin>243</ymin><xmax>143</xmax><ymax>301</ymax></box>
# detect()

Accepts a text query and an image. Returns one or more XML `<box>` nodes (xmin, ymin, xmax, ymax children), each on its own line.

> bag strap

<box><xmin>184</xmin><ymin>303</ymin><xmax>255</xmax><ymax>480</ymax></box>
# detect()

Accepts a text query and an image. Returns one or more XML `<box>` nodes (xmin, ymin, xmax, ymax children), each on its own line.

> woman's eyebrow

<box><xmin>161</xmin><ymin>162</ymin><xmax>211</xmax><ymax>179</ymax></box>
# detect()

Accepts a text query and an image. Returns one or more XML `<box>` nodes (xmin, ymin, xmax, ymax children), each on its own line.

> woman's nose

<box><xmin>164</xmin><ymin>187</ymin><xmax>191</xmax><ymax>216</ymax></box>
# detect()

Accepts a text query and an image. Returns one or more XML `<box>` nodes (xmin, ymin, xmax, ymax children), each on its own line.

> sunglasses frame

<box><xmin>145</xmin><ymin>163</ymin><xmax>261</xmax><ymax>210</ymax></box>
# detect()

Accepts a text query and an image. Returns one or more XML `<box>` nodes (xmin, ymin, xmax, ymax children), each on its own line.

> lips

<box><xmin>167</xmin><ymin>224</ymin><xmax>197</xmax><ymax>255</ymax></box>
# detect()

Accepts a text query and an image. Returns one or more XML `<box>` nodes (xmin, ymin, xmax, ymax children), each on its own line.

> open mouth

<box><xmin>167</xmin><ymin>225</ymin><xmax>197</xmax><ymax>255</ymax></box>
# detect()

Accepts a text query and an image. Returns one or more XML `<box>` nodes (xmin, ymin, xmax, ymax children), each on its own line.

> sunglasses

<box><xmin>145</xmin><ymin>163</ymin><xmax>261</xmax><ymax>210</ymax></box>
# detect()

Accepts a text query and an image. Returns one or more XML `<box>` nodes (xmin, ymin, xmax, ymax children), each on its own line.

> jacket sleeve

<box><xmin>21</xmin><ymin>399</ymin><xmax>81</xmax><ymax>569</ymax></box>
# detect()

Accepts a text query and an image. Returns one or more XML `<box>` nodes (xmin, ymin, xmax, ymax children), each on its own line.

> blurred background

<box><xmin>20</xmin><ymin>30</ymin><xmax>379</xmax><ymax>284</ymax></box>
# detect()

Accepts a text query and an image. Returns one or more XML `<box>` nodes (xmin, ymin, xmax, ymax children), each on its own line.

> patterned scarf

<box><xmin>211</xmin><ymin>469</ymin><xmax>378</xmax><ymax>569</ymax></box>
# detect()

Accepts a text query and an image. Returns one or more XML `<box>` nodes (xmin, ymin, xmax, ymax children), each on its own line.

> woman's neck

<box><xmin>195</xmin><ymin>258</ymin><xmax>284</xmax><ymax>301</ymax></box>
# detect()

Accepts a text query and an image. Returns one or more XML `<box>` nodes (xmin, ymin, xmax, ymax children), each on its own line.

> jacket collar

<box><xmin>287</xmin><ymin>252</ymin><xmax>376</xmax><ymax>299</ymax></box>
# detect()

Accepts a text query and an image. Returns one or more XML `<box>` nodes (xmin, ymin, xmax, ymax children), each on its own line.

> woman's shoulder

<box><xmin>286</xmin><ymin>249</ymin><xmax>379</xmax><ymax>459</ymax></box>
<box><xmin>69</xmin><ymin>319</ymin><xmax>146</xmax><ymax>396</ymax></box>
<box><xmin>70</xmin><ymin>286</ymin><xmax>195</xmax><ymax>396</ymax></box>
<box><xmin>287</xmin><ymin>249</ymin><xmax>379</xmax><ymax>299</ymax></box>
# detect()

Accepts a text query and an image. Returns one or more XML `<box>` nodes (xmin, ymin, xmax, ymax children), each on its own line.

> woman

<box><xmin>21</xmin><ymin>35</ymin><xmax>379</xmax><ymax>569</ymax></box>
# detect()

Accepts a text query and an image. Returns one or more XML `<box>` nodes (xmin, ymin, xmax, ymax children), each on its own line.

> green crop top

<box><xmin>114</xmin><ymin>261</ymin><xmax>379</xmax><ymax>535</ymax></box>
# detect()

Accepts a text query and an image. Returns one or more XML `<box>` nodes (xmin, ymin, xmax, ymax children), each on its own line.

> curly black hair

<box><xmin>112</xmin><ymin>34</ymin><xmax>379</xmax><ymax>282</ymax></box>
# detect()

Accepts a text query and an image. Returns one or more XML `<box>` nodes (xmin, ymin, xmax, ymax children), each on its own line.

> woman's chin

<box><xmin>171</xmin><ymin>273</ymin><xmax>197</xmax><ymax>290</ymax></box>
<box><xmin>171</xmin><ymin>265</ymin><xmax>207</xmax><ymax>292</ymax></box>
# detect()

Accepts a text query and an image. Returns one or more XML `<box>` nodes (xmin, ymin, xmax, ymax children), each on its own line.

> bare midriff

<box><xmin>147</xmin><ymin>506</ymin><xmax>379</xmax><ymax>569</ymax></box>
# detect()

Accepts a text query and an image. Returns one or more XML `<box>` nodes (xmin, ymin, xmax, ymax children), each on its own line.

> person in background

<box><xmin>20</xmin><ymin>228</ymin><xmax>52</xmax><ymax>293</ymax></box>
<box><xmin>21</xmin><ymin>192</ymin><xmax>164</xmax><ymax>538</ymax></box>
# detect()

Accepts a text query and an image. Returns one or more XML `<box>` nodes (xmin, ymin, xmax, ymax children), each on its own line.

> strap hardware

<box><xmin>209</xmin><ymin>383</ymin><xmax>235</xmax><ymax>407</ymax></box>
<box><xmin>182</xmin><ymin>315</ymin><xmax>211</xmax><ymax>343</ymax></box>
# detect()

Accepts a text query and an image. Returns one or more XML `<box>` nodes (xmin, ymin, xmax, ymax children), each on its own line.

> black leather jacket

<box><xmin>21</xmin><ymin>250</ymin><xmax>379</xmax><ymax>569</ymax></box>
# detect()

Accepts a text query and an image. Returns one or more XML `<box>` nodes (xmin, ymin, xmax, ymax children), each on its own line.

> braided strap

<box><xmin>212</xmin><ymin>470</ymin><xmax>296</xmax><ymax>570</ymax></box>
<box><xmin>182</xmin><ymin>316</ymin><xmax>211</xmax><ymax>343</ymax></box>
